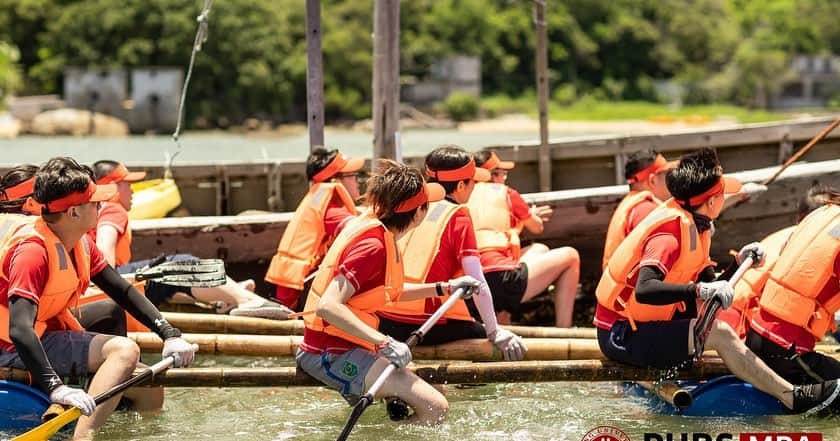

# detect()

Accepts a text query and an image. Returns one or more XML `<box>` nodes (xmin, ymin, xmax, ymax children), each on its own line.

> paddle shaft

<box><xmin>762</xmin><ymin>114</ymin><xmax>840</xmax><ymax>186</ymax></box>
<box><xmin>693</xmin><ymin>256</ymin><xmax>754</xmax><ymax>360</ymax></box>
<box><xmin>336</xmin><ymin>288</ymin><xmax>467</xmax><ymax>441</ymax></box>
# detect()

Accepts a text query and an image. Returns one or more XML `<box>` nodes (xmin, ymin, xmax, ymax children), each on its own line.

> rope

<box><xmin>169</xmin><ymin>0</ymin><xmax>213</xmax><ymax>178</ymax></box>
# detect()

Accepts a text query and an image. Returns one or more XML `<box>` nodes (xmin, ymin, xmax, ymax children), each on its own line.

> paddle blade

<box><xmin>336</xmin><ymin>396</ymin><xmax>372</xmax><ymax>441</ymax></box>
<box><xmin>12</xmin><ymin>406</ymin><xmax>81</xmax><ymax>441</ymax></box>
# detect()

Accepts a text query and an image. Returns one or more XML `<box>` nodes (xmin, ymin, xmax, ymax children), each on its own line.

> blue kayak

<box><xmin>0</xmin><ymin>380</ymin><xmax>50</xmax><ymax>430</ymax></box>
<box><xmin>627</xmin><ymin>375</ymin><xmax>787</xmax><ymax>416</ymax></box>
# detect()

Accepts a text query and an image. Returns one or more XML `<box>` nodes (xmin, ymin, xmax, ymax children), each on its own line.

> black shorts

<box><xmin>74</xmin><ymin>299</ymin><xmax>127</xmax><ymax>337</ymax></box>
<box><xmin>746</xmin><ymin>329</ymin><xmax>840</xmax><ymax>384</ymax></box>
<box><xmin>484</xmin><ymin>263</ymin><xmax>529</xmax><ymax>314</ymax></box>
<box><xmin>598</xmin><ymin>319</ymin><xmax>693</xmax><ymax>369</ymax></box>
<box><xmin>377</xmin><ymin>316</ymin><xmax>486</xmax><ymax>345</ymax></box>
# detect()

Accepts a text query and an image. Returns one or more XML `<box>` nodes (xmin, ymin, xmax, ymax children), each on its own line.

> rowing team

<box><xmin>0</xmin><ymin>145</ymin><xmax>836</xmax><ymax>438</ymax></box>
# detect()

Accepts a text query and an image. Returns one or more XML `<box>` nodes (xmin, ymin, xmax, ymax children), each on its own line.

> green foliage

<box><xmin>0</xmin><ymin>41</ymin><xmax>22</xmax><ymax>104</ymax></box>
<box><xmin>2</xmin><ymin>0</ymin><xmax>839</xmax><ymax>122</ymax></box>
<box><xmin>441</xmin><ymin>92</ymin><xmax>480</xmax><ymax>121</ymax></box>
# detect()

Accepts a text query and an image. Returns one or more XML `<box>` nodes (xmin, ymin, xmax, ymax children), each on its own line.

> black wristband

<box><xmin>435</xmin><ymin>282</ymin><xmax>445</xmax><ymax>296</ymax></box>
<box><xmin>154</xmin><ymin>319</ymin><xmax>182</xmax><ymax>340</ymax></box>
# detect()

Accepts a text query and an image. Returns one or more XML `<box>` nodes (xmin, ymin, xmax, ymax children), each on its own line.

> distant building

<box><xmin>402</xmin><ymin>55</ymin><xmax>481</xmax><ymax>105</ymax></box>
<box><xmin>63</xmin><ymin>67</ymin><xmax>182</xmax><ymax>133</ymax></box>
<box><xmin>771</xmin><ymin>55</ymin><xmax>840</xmax><ymax>109</ymax></box>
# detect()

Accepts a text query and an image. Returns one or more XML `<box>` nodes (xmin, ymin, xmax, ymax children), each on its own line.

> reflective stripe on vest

<box><xmin>265</xmin><ymin>183</ymin><xmax>358</xmax><ymax>289</ymax></box>
<box><xmin>0</xmin><ymin>218</ymin><xmax>89</xmax><ymax>344</ymax></box>
<box><xmin>378</xmin><ymin>200</ymin><xmax>474</xmax><ymax>322</ymax></box>
<box><xmin>728</xmin><ymin>226</ymin><xmax>795</xmax><ymax>336</ymax></box>
<box><xmin>595</xmin><ymin>199</ymin><xmax>712</xmax><ymax>330</ymax></box>
<box><xmin>467</xmin><ymin>182</ymin><xmax>521</xmax><ymax>261</ymax></box>
<box><xmin>602</xmin><ymin>190</ymin><xmax>656</xmax><ymax>270</ymax></box>
<box><xmin>301</xmin><ymin>214</ymin><xmax>403</xmax><ymax>352</ymax></box>
<box><xmin>756</xmin><ymin>204</ymin><xmax>840</xmax><ymax>340</ymax></box>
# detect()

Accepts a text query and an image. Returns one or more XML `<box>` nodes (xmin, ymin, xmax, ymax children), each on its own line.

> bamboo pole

<box><xmin>637</xmin><ymin>381</ymin><xmax>692</xmax><ymax>410</ymax></box>
<box><xmin>128</xmin><ymin>334</ymin><xmax>604</xmax><ymax>360</ymax></box>
<box><xmin>159</xmin><ymin>313</ymin><xmax>598</xmax><ymax>339</ymax></box>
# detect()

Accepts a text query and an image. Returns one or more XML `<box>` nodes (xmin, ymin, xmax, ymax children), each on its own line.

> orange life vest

<box><xmin>595</xmin><ymin>199</ymin><xmax>713</xmax><ymax>330</ymax></box>
<box><xmin>99</xmin><ymin>201</ymin><xmax>132</xmax><ymax>266</ymax></box>
<box><xmin>727</xmin><ymin>226</ymin><xmax>795</xmax><ymax>337</ymax></box>
<box><xmin>756</xmin><ymin>204</ymin><xmax>840</xmax><ymax>340</ymax></box>
<box><xmin>0</xmin><ymin>218</ymin><xmax>90</xmax><ymax>344</ymax></box>
<box><xmin>602</xmin><ymin>190</ymin><xmax>657</xmax><ymax>270</ymax></box>
<box><xmin>467</xmin><ymin>182</ymin><xmax>521</xmax><ymax>261</ymax></box>
<box><xmin>300</xmin><ymin>214</ymin><xmax>403</xmax><ymax>352</ymax></box>
<box><xmin>265</xmin><ymin>182</ymin><xmax>358</xmax><ymax>289</ymax></box>
<box><xmin>378</xmin><ymin>200</ymin><xmax>474</xmax><ymax>322</ymax></box>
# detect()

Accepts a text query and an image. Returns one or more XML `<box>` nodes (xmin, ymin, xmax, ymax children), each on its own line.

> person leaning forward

<box><xmin>376</xmin><ymin>146</ymin><xmax>527</xmax><ymax>360</ymax></box>
<box><xmin>266</xmin><ymin>148</ymin><xmax>364</xmax><ymax>310</ymax></box>
<box><xmin>0</xmin><ymin>157</ymin><xmax>198</xmax><ymax>440</ymax></box>
<box><xmin>294</xmin><ymin>161</ymin><xmax>481</xmax><ymax>425</ymax></box>
<box><xmin>594</xmin><ymin>147</ymin><xmax>840</xmax><ymax>415</ymax></box>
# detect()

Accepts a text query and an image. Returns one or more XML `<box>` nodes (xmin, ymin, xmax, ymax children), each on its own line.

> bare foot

<box><xmin>238</xmin><ymin>279</ymin><xmax>256</xmax><ymax>292</ymax></box>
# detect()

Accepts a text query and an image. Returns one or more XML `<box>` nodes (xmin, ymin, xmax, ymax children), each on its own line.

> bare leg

<box><xmin>190</xmin><ymin>277</ymin><xmax>262</xmax><ymax>307</ymax></box>
<box><xmin>706</xmin><ymin>319</ymin><xmax>795</xmax><ymax>409</ymax></box>
<box><xmin>74</xmin><ymin>335</ymin><xmax>141</xmax><ymax>440</ymax></box>
<box><xmin>366</xmin><ymin>358</ymin><xmax>449</xmax><ymax>425</ymax></box>
<box><xmin>122</xmin><ymin>386</ymin><xmax>164</xmax><ymax>412</ymax></box>
<box><xmin>519</xmin><ymin>243</ymin><xmax>549</xmax><ymax>261</ymax></box>
<box><xmin>519</xmin><ymin>247</ymin><xmax>580</xmax><ymax>327</ymax></box>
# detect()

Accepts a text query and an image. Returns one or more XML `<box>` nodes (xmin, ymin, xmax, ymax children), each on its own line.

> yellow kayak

<box><xmin>128</xmin><ymin>179</ymin><xmax>182</xmax><ymax>220</ymax></box>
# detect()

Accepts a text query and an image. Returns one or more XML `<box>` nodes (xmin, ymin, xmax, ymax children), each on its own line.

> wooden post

<box><xmin>372</xmin><ymin>0</ymin><xmax>400</xmax><ymax>161</ymax></box>
<box><xmin>306</xmin><ymin>0</ymin><xmax>324</xmax><ymax>150</ymax></box>
<box><xmin>534</xmin><ymin>0</ymin><xmax>551</xmax><ymax>191</ymax></box>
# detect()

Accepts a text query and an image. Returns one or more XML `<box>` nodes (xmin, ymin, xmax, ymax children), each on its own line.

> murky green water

<box><xmin>3</xmin><ymin>354</ymin><xmax>839</xmax><ymax>441</ymax></box>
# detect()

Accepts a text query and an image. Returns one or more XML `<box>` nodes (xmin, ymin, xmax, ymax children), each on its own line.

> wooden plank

<box><xmin>534</xmin><ymin>0</ymin><xmax>551</xmax><ymax>192</ymax></box>
<box><xmin>305</xmin><ymin>0</ymin><xmax>324</xmax><ymax>149</ymax></box>
<box><xmin>372</xmin><ymin>0</ymin><xmax>400</xmax><ymax>161</ymax></box>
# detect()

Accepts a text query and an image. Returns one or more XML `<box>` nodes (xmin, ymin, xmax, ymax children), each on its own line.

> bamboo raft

<box><xmin>159</xmin><ymin>312</ymin><xmax>598</xmax><ymax>339</ymax></box>
<box><xmin>127</xmin><ymin>332</ymin><xmax>840</xmax><ymax>360</ymax></box>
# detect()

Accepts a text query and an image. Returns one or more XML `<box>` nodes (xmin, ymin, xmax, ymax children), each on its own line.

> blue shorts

<box><xmin>598</xmin><ymin>319</ymin><xmax>693</xmax><ymax>369</ymax></box>
<box><xmin>296</xmin><ymin>348</ymin><xmax>381</xmax><ymax>404</ymax></box>
<box><xmin>0</xmin><ymin>331</ymin><xmax>96</xmax><ymax>379</ymax></box>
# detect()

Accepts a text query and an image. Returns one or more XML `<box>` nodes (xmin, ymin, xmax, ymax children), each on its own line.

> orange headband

<box><xmin>395</xmin><ymin>187</ymin><xmax>429</xmax><ymax>213</ymax></box>
<box><xmin>479</xmin><ymin>152</ymin><xmax>514</xmax><ymax>171</ymax></box>
<box><xmin>425</xmin><ymin>161</ymin><xmax>476</xmax><ymax>182</ymax></box>
<box><xmin>38</xmin><ymin>183</ymin><xmax>98</xmax><ymax>213</ymax></box>
<box><xmin>0</xmin><ymin>178</ymin><xmax>35</xmax><ymax>201</ymax></box>
<box><xmin>96</xmin><ymin>164</ymin><xmax>146</xmax><ymax>184</ymax></box>
<box><xmin>628</xmin><ymin>154</ymin><xmax>667</xmax><ymax>184</ymax></box>
<box><xmin>312</xmin><ymin>153</ymin><xmax>350</xmax><ymax>183</ymax></box>
<box><xmin>676</xmin><ymin>178</ymin><xmax>724</xmax><ymax>207</ymax></box>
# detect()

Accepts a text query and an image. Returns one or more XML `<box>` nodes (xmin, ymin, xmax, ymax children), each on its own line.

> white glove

<box><xmin>736</xmin><ymin>242</ymin><xmax>766</xmax><ymax>267</ymax></box>
<box><xmin>377</xmin><ymin>336</ymin><xmax>412</xmax><ymax>368</ymax></box>
<box><xmin>50</xmin><ymin>385</ymin><xmax>96</xmax><ymax>416</ymax></box>
<box><xmin>489</xmin><ymin>328</ymin><xmax>528</xmax><ymax>361</ymax></box>
<box><xmin>162</xmin><ymin>337</ymin><xmax>199</xmax><ymax>367</ymax></box>
<box><xmin>696</xmin><ymin>281</ymin><xmax>734</xmax><ymax>310</ymax></box>
<box><xmin>447</xmin><ymin>275</ymin><xmax>481</xmax><ymax>300</ymax></box>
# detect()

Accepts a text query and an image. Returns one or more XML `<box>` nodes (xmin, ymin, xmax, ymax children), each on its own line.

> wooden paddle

<box><xmin>336</xmin><ymin>287</ymin><xmax>468</xmax><ymax>441</ymax></box>
<box><xmin>12</xmin><ymin>356</ymin><xmax>177</xmax><ymax>441</ymax></box>
<box><xmin>762</xmin><ymin>114</ymin><xmax>840</xmax><ymax>186</ymax></box>
<box><xmin>693</xmin><ymin>255</ymin><xmax>754</xmax><ymax>361</ymax></box>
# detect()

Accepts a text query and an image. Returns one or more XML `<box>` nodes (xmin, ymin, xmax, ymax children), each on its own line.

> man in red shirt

<box><xmin>594</xmin><ymin>148</ymin><xmax>840</xmax><ymax>414</ymax></box>
<box><xmin>0</xmin><ymin>157</ymin><xmax>197</xmax><ymax>439</ymax></box>
<box><xmin>266</xmin><ymin>148</ymin><xmax>363</xmax><ymax>310</ymax></box>
<box><xmin>470</xmin><ymin>150</ymin><xmax>580</xmax><ymax>327</ymax></box>
<box><xmin>92</xmin><ymin>159</ymin><xmax>290</xmax><ymax>319</ymax></box>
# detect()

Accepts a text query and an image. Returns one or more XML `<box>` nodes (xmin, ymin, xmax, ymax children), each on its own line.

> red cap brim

<box><xmin>122</xmin><ymin>171</ymin><xmax>147</xmax><ymax>182</ymax></box>
<box><xmin>473</xmin><ymin>168</ymin><xmax>491</xmax><ymax>182</ymax></box>
<box><xmin>90</xmin><ymin>183</ymin><xmax>118</xmax><ymax>202</ymax></box>
<box><xmin>425</xmin><ymin>183</ymin><xmax>445</xmax><ymax>203</ymax></box>
<box><xmin>722</xmin><ymin>176</ymin><xmax>742</xmax><ymax>195</ymax></box>
<box><xmin>341</xmin><ymin>157</ymin><xmax>365</xmax><ymax>173</ymax></box>
<box><xmin>497</xmin><ymin>160</ymin><xmax>515</xmax><ymax>170</ymax></box>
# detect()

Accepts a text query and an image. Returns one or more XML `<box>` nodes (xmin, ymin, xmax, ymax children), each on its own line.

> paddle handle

<box><xmin>693</xmin><ymin>256</ymin><xmax>754</xmax><ymax>359</ymax></box>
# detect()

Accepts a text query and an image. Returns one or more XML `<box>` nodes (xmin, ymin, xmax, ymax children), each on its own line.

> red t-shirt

<box><xmin>300</xmin><ymin>227</ymin><xmax>387</xmax><ymax>355</ymax></box>
<box><xmin>0</xmin><ymin>235</ymin><xmax>109</xmax><ymax>351</ymax></box>
<box><xmin>480</xmin><ymin>188</ymin><xmax>532</xmax><ymax>272</ymax></box>
<box><xmin>750</xmin><ymin>254</ymin><xmax>840</xmax><ymax>352</ymax></box>
<box><xmin>594</xmin><ymin>219</ymin><xmax>683</xmax><ymax>330</ymax></box>
<box><xmin>275</xmin><ymin>196</ymin><xmax>355</xmax><ymax>308</ymax></box>
<box><xmin>625</xmin><ymin>198</ymin><xmax>659</xmax><ymax>236</ymax></box>
<box><xmin>376</xmin><ymin>209</ymin><xmax>479</xmax><ymax>325</ymax></box>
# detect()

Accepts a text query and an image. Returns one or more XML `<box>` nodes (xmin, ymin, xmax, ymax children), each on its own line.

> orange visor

<box><xmin>675</xmin><ymin>176</ymin><xmax>742</xmax><ymax>207</ymax></box>
<box><xmin>627</xmin><ymin>154</ymin><xmax>679</xmax><ymax>184</ymax></box>
<box><xmin>394</xmin><ymin>183</ymin><xmax>446</xmax><ymax>213</ymax></box>
<box><xmin>479</xmin><ymin>152</ymin><xmax>515</xmax><ymax>171</ymax></box>
<box><xmin>425</xmin><ymin>161</ymin><xmax>490</xmax><ymax>183</ymax></box>
<box><xmin>0</xmin><ymin>177</ymin><xmax>35</xmax><ymax>201</ymax></box>
<box><xmin>36</xmin><ymin>183</ymin><xmax>117</xmax><ymax>213</ymax></box>
<box><xmin>96</xmin><ymin>164</ymin><xmax>147</xmax><ymax>184</ymax></box>
<box><xmin>311</xmin><ymin>152</ymin><xmax>365</xmax><ymax>183</ymax></box>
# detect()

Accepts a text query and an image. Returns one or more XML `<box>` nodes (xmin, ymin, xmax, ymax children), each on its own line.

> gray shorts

<box><xmin>296</xmin><ymin>348</ymin><xmax>380</xmax><ymax>404</ymax></box>
<box><xmin>0</xmin><ymin>330</ymin><xmax>96</xmax><ymax>379</ymax></box>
